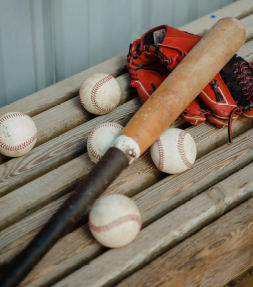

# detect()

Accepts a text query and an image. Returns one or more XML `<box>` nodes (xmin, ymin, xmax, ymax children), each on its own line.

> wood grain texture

<box><xmin>179</xmin><ymin>0</ymin><xmax>253</xmax><ymax>36</ymax></box>
<box><xmin>117</xmin><ymin>199</ymin><xmax>253</xmax><ymax>287</ymax></box>
<box><xmin>0</xmin><ymin>0</ymin><xmax>249</xmax><ymax>119</ymax></box>
<box><xmin>241</xmin><ymin>13</ymin><xmax>253</xmax><ymax>41</ymax></box>
<box><xmin>0</xmin><ymin>114</ymin><xmax>250</xmax><ymax>233</ymax></box>
<box><xmin>32</xmin><ymin>73</ymin><xmax>136</xmax><ymax>147</ymax></box>
<box><xmin>1</xmin><ymin>6</ymin><xmax>253</xmax><ymax>287</ymax></box>
<box><xmin>53</xmin><ymin>159</ymin><xmax>253</xmax><ymax>287</ymax></box>
<box><xmin>0</xmin><ymin>73</ymin><xmax>136</xmax><ymax>165</ymax></box>
<box><xmin>0</xmin><ymin>53</ymin><xmax>127</xmax><ymax>117</ymax></box>
<box><xmin>224</xmin><ymin>267</ymin><xmax>253</xmax><ymax>287</ymax></box>
<box><xmin>5</xmin><ymin>119</ymin><xmax>253</xmax><ymax>287</ymax></box>
<box><xmin>0</xmin><ymin>98</ymin><xmax>141</xmax><ymax>199</ymax></box>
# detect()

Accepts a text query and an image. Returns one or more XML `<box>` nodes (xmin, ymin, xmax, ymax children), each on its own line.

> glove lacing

<box><xmin>228</xmin><ymin>61</ymin><xmax>253</xmax><ymax>143</ymax></box>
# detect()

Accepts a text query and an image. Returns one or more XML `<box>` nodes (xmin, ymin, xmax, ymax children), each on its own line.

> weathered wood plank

<box><xmin>3</xmin><ymin>119</ymin><xmax>253</xmax><ymax>287</ymax></box>
<box><xmin>0</xmin><ymin>34</ymin><xmax>252</xmax><ymax>197</ymax></box>
<box><xmin>32</xmin><ymin>73</ymin><xmax>136</xmax><ymax>147</ymax></box>
<box><xmin>0</xmin><ymin>98</ymin><xmax>141</xmax><ymax>199</ymax></box>
<box><xmin>0</xmin><ymin>73</ymin><xmax>135</xmax><ymax>165</ymax></box>
<box><xmin>0</xmin><ymin>115</ymin><xmax>250</xmax><ymax>233</ymax></box>
<box><xmin>0</xmin><ymin>53</ymin><xmax>127</xmax><ymax>117</ymax></box>
<box><xmin>0</xmin><ymin>0</ymin><xmax>251</xmax><ymax>121</ymax></box>
<box><xmin>180</xmin><ymin>0</ymin><xmax>253</xmax><ymax>36</ymax></box>
<box><xmin>224</xmin><ymin>267</ymin><xmax>253</xmax><ymax>287</ymax></box>
<box><xmin>0</xmin><ymin>118</ymin><xmax>187</xmax><ymax>233</ymax></box>
<box><xmin>241</xmin><ymin>13</ymin><xmax>253</xmax><ymax>41</ymax></box>
<box><xmin>52</xmin><ymin>158</ymin><xmax>253</xmax><ymax>287</ymax></box>
<box><xmin>116</xmin><ymin>199</ymin><xmax>253</xmax><ymax>287</ymax></box>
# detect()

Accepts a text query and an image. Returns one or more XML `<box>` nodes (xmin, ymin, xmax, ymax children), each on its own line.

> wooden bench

<box><xmin>1</xmin><ymin>1</ymin><xmax>253</xmax><ymax>286</ymax></box>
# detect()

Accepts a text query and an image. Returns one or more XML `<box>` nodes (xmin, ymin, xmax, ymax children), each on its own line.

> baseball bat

<box><xmin>0</xmin><ymin>17</ymin><xmax>246</xmax><ymax>287</ymax></box>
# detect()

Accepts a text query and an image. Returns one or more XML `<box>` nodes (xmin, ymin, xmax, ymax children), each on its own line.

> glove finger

<box><xmin>181</xmin><ymin>98</ymin><xmax>208</xmax><ymax>125</ymax></box>
<box><xmin>206</xmin><ymin>114</ymin><xmax>230</xmax><ymax>128</ymax></box>
<box><xmin>199</xmin><ymin>73</ymin><xmax>240</xmax><ymax>120</ymax></box>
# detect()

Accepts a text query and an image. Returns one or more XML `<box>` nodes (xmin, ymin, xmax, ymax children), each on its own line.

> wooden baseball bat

<box><xmin>0</xmin><ymin>17</ymin><xmax>246</xmax><ymax>287</ymax></box>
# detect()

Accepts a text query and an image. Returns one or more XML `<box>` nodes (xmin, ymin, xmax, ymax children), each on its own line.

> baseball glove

<box><xmin>127</xmin><ymin>25</ymin><xmax>251</xmax><ymax>142</ymax></box>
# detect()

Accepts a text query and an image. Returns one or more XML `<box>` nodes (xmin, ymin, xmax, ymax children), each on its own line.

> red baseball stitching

<box><xmin>88</xmin><ymin>123</ymin><xmax>123</xmax><ymax>160</ymax></box>
<box><xmin>89</xmin><ymin>214</ymin><xmax>141</xmax><ymax>233</ymax></box>
<box><xmin>79</xmin><ymin>86</ymin><xmax>88</xmax><ymax>110</ymax></box>
<box><xmin>156</xmin><ymin>137</ymin><xmax>165</xmax><ymax>171</ymax></box>
<box><xmin>177</xmin><ymin>131</ymin><xmax>193</xmax><ymax>169</ymax></box>
<box><xmin>0</xmin><ymin>113</ymin><xmax>38</xmax><ymax>151</ymax></box>
<box><xmin>91</xmin><ymin>75</ymin><xmax>120</xmax><ymax>112</ymax></box>
<box><xmin>89</xmin><ymin>193</ymin><xmax>141</xmax><ymax>233</ymax></box>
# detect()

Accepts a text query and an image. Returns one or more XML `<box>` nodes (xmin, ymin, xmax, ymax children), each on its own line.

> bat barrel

<box><xmin>0</xmin><ymin>148</ymin><xmax>129</xmax><ymax>287</ymax></box>
<box><xmin>120</xmin><ymin>17</ymin><xmax>246</xmax><ymax>155</ymax></box>
<box><xmin>0</xmin><ymin>17</ymin><xmax>247</xmax><ymax>287</ymax></box>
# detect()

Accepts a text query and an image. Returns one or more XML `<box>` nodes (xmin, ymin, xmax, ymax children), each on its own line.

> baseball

<box><xmin>0</xmin><ymin>112</ymin><xmax>38</xmax><ymax>157</ymax></box>
<box><xmin>89</xmin><ymin>193</ymin><xmax>141</xmax><ymax>248</ymax></box>
<box><xmin>87</xmin><ymin>122</ymin><xmax>123</xmax><ymax>163</ymax></box>
<box><xmin>79</xmin><ymin>73</ymin><xmax>121</xmax><ymax>115</ymax></box>
<box><xmin>150</xmin><ymin>128</ymin><xmax>196</xmax><ymax>174</ymax></box>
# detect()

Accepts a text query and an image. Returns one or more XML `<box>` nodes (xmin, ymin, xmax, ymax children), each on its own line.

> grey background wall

<box><xmin>0</xmin><ymin>0</ymin><xmax>237</xmax><ymax>108</ymax></box>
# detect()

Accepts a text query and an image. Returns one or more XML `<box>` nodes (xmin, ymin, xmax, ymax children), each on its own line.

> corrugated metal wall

<box><xmin>0</xmin><ymin>0</ymin><xmax>236</xmax><ymax>108</ymax></box>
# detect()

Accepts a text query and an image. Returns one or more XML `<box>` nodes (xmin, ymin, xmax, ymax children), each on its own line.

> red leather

<box><xmin>127</xmin><ymin>25</ymin><xmax>238</xmax><ymax>131</ymax></box>
<box><xmin>140</xmin><ymin>25</ymin><xmax>201</xmax><ymax>71</ymax></box>
<box><xmin>181</xmin><ymin>98</ymin><xmax>209</xmax><ymax>125</ymax></box>
<box><xmin>199</xmin><ymin>73</ymin><xmax>240</xmax><ymax>121</ymax></box>
<box><xmin>127</xmin><ymin>38</ymin><xmax>207</xmax><ymax>125</ymax></box>
<box><xmin>127</xmin><ymin>39</ymin><xmax>168</xmax><ymax>103</ymax></box>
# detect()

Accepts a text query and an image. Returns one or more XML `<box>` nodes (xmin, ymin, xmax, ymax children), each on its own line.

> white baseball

<box><xmin>0</xmin><ymin>112</ymin><xmax>38</xmax><ymax>157</ymax></box>
<box><xmin>89</xmin><ymin>193</ymin><xmax>141</xmax><ymax>248</ymax></box>
<box><xmin>79</xmin><ymin>73</ymin><xmax>121</xmax><ymax>115</ymax></box>
<box><xmin>87</xmin><ymin>122</ymin><xmax>123</xmax><ymax>163</ymax></box>
<box><xmin>150</xmin><ymin>128</ymin><xmax>196</xmax><ymax>174</ymax></box>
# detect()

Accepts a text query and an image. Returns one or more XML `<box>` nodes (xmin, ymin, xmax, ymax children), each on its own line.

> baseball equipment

<box><xmin>89</xmin><ymin>194</ymin><xmax>141</xmax><ymax>248</ymax></box>
<box><xmin>87</xmin><ymin>123</ymin><xmax>124</xmax><ymax>163</ymax></box>
<box><xmin>79</xmin><ymin>73</ymin><xmax>121</xmax><ymax>115</ymax></box>
<box><xmin>150</xmin><ymin>128</ymin><xmax>196</xmax><ymax>174</ymax></box>
<box><xmin>127</xmin><ymin>24</ymin><xmax>242</xmax><ymax>138</ymax></box>
<box><xmin>0</xmin><ymin>112</ymin><xmax>38</xmax><ymax>157</ymax></box>
<box><xmin>0</xmin><ymin>18</ymin><xmax>246</xmax><ymax>287</ymax></box>
<box><xmin>220</xmin><ymin>54</ymin><xmax>253</xmax><ymax>139</ymax></box>
<box><xmin>127</xmin><ymin>33</ymin><xmax>209</xmax><ymax>126</ymax></box>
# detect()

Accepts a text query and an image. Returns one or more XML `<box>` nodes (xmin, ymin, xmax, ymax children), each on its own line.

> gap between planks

<box><xmin>1</xmin><ymin>0</ymin><xmax>252</xmax><ymax>119</ymax></box>
<box><xmin>1</xmin><ymin>117</ymin><xmax>253</xmax><ymax>287</ymax></box>
<box><xmin>51</xmin><ymin>143</ymin><xmax>253</xmax><ymax>287</ymax></box>
<box><xmin>0</xmin><ymin>37</ymin><xmax>252</xmax><ymax>200</ymax></box>
<box><xmin>116</xmin><ymin>196</ymin><xmax>253</xmax><ymax>287</ymax></box>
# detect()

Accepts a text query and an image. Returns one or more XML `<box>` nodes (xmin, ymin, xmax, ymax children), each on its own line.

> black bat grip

<box><xmin>0</xmin><ymin>147</ymin><xmax>129</xmax><ymax>287</ymax></box>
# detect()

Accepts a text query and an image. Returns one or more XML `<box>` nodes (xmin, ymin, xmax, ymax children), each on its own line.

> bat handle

<box><xmin>0</xmin><ymin>148</ymin><xmax>129</xmax><ymax>287</ymax></box>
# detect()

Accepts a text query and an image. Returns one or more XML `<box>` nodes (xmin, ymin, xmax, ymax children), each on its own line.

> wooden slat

<box><xmin>32</xmin><ymin>74</ymin><xmax>135</xmax><ymax>147</ymax></box>
<box><xmin>224</xmin><ymin>267</ymin><xmax>253</xmax><ymax>287</ymax></box>
<box><xmin>179</xmin><ymin>0</ymin><xmax>253</xmax><ymax>35</ymax></box>
<box><xmin>0</xmin><ymin>119</ymin><xmax>187</xmax><ymax>233</ymax></box>
<box><xmin>0</xmin><ymin>114</ymin><xmax>251</xmax><ymax>232</ymax></box>
<box><xmin>1</xmin><ymin>5</ymin><xmax>253</xmax><ymax>287</ymax></box>
<box><xmin>116</xmin><ymin>200</ymin><xmax>253</xmax><ymax>287</ymax></box>
<box><xmin>0</xmin><ymin>53</ymin><xmax>127</xmax><ymax>117</ymax></box>
<box><xmin>0</xmin><ymin>0</ymin><xmax>251</xmax><ymax>120</ymax></box>
<box><xmin>241</xmin><ymin>13</ymin><xmax>253</xmax><ymax>41</ymax></box>
<box><xmin>0</xmin><ymin>34</ymin><xmax>252</xmax><ymax>166</ymax></box>
<box><xmin>0</xmin><ymin>98</ymin><xmax>141</xmax><ymax>199</ymax></box>
<box><xmin>2</xmin><ymin>118</ymin><xmax>253</xmax><ymax>287</ymax></box>
<box><xmin>52</xmin><ymin>156</ymin><xmax>253</xmax><ymax>287</ymax></box>
<box><xmin>0</xmin><ymin>34</ymin><xmax>252</xmax><ymax>197</ymax></box>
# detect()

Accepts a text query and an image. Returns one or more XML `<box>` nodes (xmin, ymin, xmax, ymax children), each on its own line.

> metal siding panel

<box><xmin>52</xmin><ymin>0</ymin><xmax>89</xmax><ymax>82</ymax></box>
<box><xmin>88</xmin><ymin>0</ymin><xmax>131</xmax><ymax>67</ymax></box>
<box><xmin>30</xmin><ymin>0</ymin><xmax>55</xmax><ymax>91</ymax></box>
<box><xmin>0</xmin><ymin>0</ymin><xmax>239</xmax><ymax>108</ymax></box>
<box><xmin>0</xmin><ymin>0</ymin><xmax>36</xmax><ymax>106</ymax></box>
